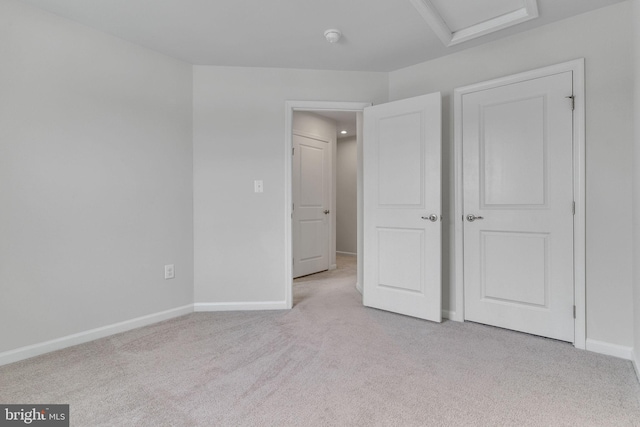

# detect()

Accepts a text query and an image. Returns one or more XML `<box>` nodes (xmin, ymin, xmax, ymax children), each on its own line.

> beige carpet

<box><xmin>1</xmin><ymin>254</ymin><xmax>639</xmax><ymax>426</ymax></box>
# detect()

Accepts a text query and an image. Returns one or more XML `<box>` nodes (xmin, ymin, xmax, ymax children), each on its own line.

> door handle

<box><xmin>324</xmin><ymin>210</ymin><xmax>330</xmax><ymax>215</ymax></box>
<box><xmin>421</xmin><ymin>214</ymin><xmax>439</xmax><ymax>222</ymax></box>
<box><xmin>466</xmin><ymin>214</ymin><xmax>484</xmax><ymax>222</ymax></box>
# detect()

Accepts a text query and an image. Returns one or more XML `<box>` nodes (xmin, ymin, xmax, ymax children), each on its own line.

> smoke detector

<box><xmin>324</xmin><ymin>29</ymin><xmax>342</xmax><ymax>44</ymax></box>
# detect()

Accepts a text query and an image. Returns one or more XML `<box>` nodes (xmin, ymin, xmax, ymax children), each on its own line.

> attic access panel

<box><xmin>410</xmin><ymin>0</ymin><xmax>538</xmax><ymax>46</ymax></box>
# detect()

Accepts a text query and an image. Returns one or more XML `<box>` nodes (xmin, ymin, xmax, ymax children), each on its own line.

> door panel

<box><xmin>300</xmin><ymin>145</ymin><xmax>324</xmax><ymax>206</ymax></box>
<box><xmin>363</xmin><ymin>92</ymin><xmax>441</xmax><ymax>322</ymax></box>
<box><xmin>378</xmin><ymin>113</ymin><xmax>423</xmax><ymax>206</ymax></box>
<box><xmin>298</xmin><ymin>219</ymin><xmax>324</xmax><ymax>262</ymax></box>
<box><xmin>378</xmin><ymin>228</ymin><xmax>424</xmax><ymax>293</ymax></box>
<box><xmin>463</xmin><ymin>71</ymin><xmax>574</xmax><ymax>342</ymax></box>
<box><xmin>293</xmin><ymin>133</ymin><xmax>330</xmax><ymax>278</ymax></box>
<box><xmin>482</xmin><ymin>231</ymin><xmax>548</xmax><ymax>307</ymax></box>
<box><xmin>482</xmin><ymin>97</ymin><xmax>546</xmax><ymax>206</ymax></box>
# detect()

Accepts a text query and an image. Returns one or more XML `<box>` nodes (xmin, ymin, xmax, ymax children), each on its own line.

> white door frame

<box><xmin>285</xmin><ymin>101</ymin><xmax>371</xmax><ymax>309</ymax></box>
<box><xmin>452</xmin><ymin>58</ymin><xmax>586</xmax><ymax>349</ymax></box>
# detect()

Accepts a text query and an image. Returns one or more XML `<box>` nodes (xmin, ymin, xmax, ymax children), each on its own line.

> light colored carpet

<box><xmin>1</xmin><ymin>254</ymin><xmax>639</xmax><ymax>426</ymax></box>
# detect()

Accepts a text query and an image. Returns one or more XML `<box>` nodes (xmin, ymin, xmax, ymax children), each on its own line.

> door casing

<box><xmin>453</xmin><ymin>59</ymin><xmax>586</xmax><ymax>349</ymax></box>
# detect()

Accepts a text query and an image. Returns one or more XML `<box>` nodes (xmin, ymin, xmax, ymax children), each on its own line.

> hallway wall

<box><xmin>337</xmin><ymin>136</ymin><xmax>358</xmax><ymax>254</ymax></box>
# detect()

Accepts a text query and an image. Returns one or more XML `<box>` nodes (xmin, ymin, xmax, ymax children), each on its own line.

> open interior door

<box><xmin>363</xmin><ymin>93</ymin><xmax>442</xmax><ymax>322</ymax></box>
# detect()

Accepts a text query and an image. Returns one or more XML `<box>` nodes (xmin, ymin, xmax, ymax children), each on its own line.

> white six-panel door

<box><xmin>363</xmin><ymin>93</ymin><xmax>442</xmax><ymax>322</ymax></box>
<box><xmin>292</xmin><ymin>133</ymin><xmax>331</xmax><ymax>278</ymax></box>
<box><xmin>461</xmin><ymin>71</ymin><xmax>575</xmax><ymax>342</ymax></box>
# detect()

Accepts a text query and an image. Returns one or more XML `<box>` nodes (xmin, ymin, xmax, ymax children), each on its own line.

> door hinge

<box><xmin>565</xmin><ymin>95</ymin><xmax>575</xmax><ymax>111</ymax></box>
<box><xmin>292</xmin><ymin>147</ymin><xmax>295</xmax><ymax>156</ymax></box>
<box><xmin>572</xmin><ymin>201</ymin><xmax>575</xmax><ymax>215</ymax></box>
<box><xmin>573</xmin><ymin>305</ymin><xmax>576</xmax><ymax>319</ymax></box>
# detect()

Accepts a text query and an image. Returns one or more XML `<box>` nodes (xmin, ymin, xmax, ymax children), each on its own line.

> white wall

<box><xmin>389</xmin><ymin>2</ymin><xmax>635</xmax><ymax>348</ymax></box>
<box><xmin>193</xmin><ymin>66</ymin><xmax>387</xmax><ymax>304</ymax></box>
<box><xmin>292</xmin><ymin>112</ymin><xmax>338</xmax><ymax>268</ymax></box>
<box><xmin>633</xmin><ymin>0</ymin><xmax>640</xmax><ymax>371</ymax></box>
<box><xmin>337</xmin><ymin>136</ymin><xmax>358</xmax><ymax>254</ymax></box>
<box><xmin>0</xmin><ymin>0</ymin><xmax>194</xmax><ymax>354</ymax></box>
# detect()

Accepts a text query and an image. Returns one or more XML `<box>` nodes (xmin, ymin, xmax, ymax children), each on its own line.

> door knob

<box><xmin>324</xmin><ymin>210</ymin><xmax>330</xmax><ymax>214</ymax></box>
<box><xmin>466</xmin><ymin>214</ymin><xmax>484</xmax><ymax>222</ymax></box>
<box><xmin>421</xmin><ymin>214</ymin><xmax>439</xmax><ymax>222</ymax></box>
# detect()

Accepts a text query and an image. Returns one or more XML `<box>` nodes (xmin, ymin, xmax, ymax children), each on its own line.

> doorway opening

<box><xmin>291</xmin><ymin>110</ymin><xmax>358</xmax><ymax>279</ymax></box>
<box><xmin>285</xmin><ymin>101</ymin><xmax>370</xmax><ymax>309</ymax></box>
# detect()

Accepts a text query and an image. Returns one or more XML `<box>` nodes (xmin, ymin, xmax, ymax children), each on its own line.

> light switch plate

<box><xmin>254</xmin><ymin>180</ymin><xmax>264</xmax><ymax>193</ymax></box>
<box><xmin>164</xmin><ymin>264</ymin><xmax>175</xmax><ymax>279</ymax></box>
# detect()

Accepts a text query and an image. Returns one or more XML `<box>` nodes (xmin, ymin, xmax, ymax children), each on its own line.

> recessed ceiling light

<box><xmin>340</xmin><ymin>130</ymin><xmax>348</xmax><ymax>134</ymax></box>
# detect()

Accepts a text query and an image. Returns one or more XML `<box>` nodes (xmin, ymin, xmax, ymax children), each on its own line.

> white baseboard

<box><xmin>356</xmin><ymin>282</ymin><xmax>362</xmax><ymax>294</ymax></box>
<box><xmin>585</xmin><ymin>338</ymin><xmax>634</xmax><ymax>360</ymax></box>
<box><xmin>0</xmin><ymin>304</ymin><xmax>194</xmax><ymax>367</ymax></box>
<box><xmin>329</xmin><ymin>264</ymin><xmax>337</xmax><ymax>271</ymax></box>
<box><xmin>442</xmin><ymin>310</ymin><xmax>463</xmax><ymax>322</ymax></box>
<box><xmin>336</xmin><ymin>251</ymin><xmax>357</xmax><ymax>256</ymax></box>
<box><xmin>632</xmin><ymin>350</ymin><xmax>640</xmax><ymax>384</ymax></box>
<box><xmin>194</xmin><ymin>301</ymin><xmax>288</xmax><ymax>311</ymax></box>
